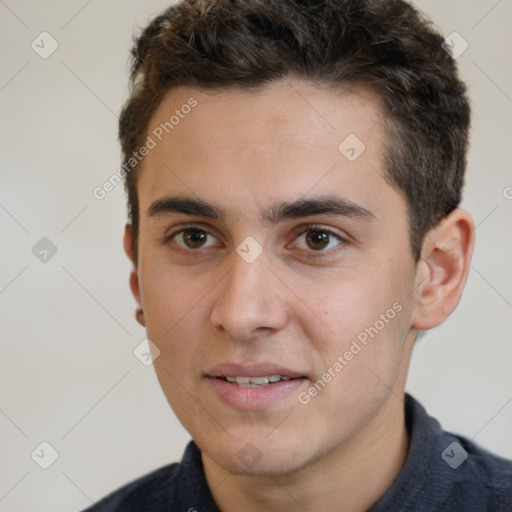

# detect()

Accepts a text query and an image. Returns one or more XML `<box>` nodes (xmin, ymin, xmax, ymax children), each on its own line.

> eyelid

<box><xmin>162</xmin><ymin>222</ymin><xmax>221</xmax><ymax>246</ymax></box>
<box><xmin>294</xmin><ymin>224</ymin><xmax>347</xmax><ymax>242</ymax></box>
<box><xmin>290</xmin><ymin>223</ymin><xmax>348</xmax><ymax>255</ymax></box>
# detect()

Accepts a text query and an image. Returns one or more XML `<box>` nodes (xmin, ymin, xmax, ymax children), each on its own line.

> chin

<box><xmin>198</xmin><ymin>432</ymin><xmax>318</xmax><ymax>477</ymax></box>
<box><xmin>212</xmin><ymin>448</ymin><xmax>308</xmax><ymax>477</ymax></box>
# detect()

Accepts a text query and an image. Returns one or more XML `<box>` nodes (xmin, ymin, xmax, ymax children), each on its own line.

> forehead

<box><xmin>137</xmin><ymin>80</ymin><xmax>402</xmax><ymax>224</ymax></box>
<box><xmin>145</xmin><ymin>80</ymin><xmax>385</xmax><ymax>155</ymax></box>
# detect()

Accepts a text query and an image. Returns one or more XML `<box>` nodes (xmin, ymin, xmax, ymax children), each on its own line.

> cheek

<box><xmin>295</xmin><ymin>290</ymin><xmax>411</xmax><ymax>431</ymax></box>
<box><xmin>295</xmin><ymin>260</ymin><xmax>414</xmax><ymax>378</ymax></box>
<box><xmin>140</xmin><ymin>253</ymin><xmax>204</xmax><ymax>319</ymax></box>
<box><xmin>296</xmin><ymin>278</ymin><xmax>399</xmax><ymax>342</ymax></box>
<box><xmin>139</xmin><ymin>261</ymin><xmax>210</xmax><ymax>361</ymax></box>
<box><xmin>140</xmin><ymin>265</ymin><xmax>181</xmax><ymax>328</ymax></box>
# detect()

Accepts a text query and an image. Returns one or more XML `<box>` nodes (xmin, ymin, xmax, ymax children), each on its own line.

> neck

<box><xmin>203</xmin><ymin>392</ymin><xmax>409</xmax><ymax>512</ymax></box>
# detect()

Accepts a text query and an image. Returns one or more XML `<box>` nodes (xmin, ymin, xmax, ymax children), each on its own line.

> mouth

<box><xmin>206</xmin><ymin>363</ymin><xmax>308</xmax><ymax>409</ymax></box>
<box><xmin>218</xmin><ymin>375</ymin><xmax>295</xmax><ymax>388</ymax></box>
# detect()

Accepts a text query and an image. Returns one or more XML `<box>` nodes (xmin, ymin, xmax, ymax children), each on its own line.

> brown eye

<box><xmin>183</xmin><ymin>229</ymin><xmax>207</xmax><ymax>248</ymax></box>
<box><xmin>295</xmin><ymin>228</ymin><xmax>343</xmax><ymax>252</ymax></box>
<box><xmin>172</xmin><ymin>228</ymin><xmax>218</xmax><ymax>249</ymax></box>
<box><xmin>305</xmin><ymin>230</ymin><xmax>330</xmax><ymax>250</ymax></box>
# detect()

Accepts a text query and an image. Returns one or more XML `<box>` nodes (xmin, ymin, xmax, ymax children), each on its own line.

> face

<box><xmin>130</xmin><ymin>81</ymin><xmax>420</xmax><ymax>476</ymax></box>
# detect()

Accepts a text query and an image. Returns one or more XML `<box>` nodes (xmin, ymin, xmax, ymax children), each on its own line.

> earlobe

<box><xmin>124</xmin><ymin>224</ymin><xmax>146</xmax><ymax>327</ymax></box>
<box><xmin>129</xmin><ymin>270</ymin><xmax>145</xmax><ymax>326</ymax></box>
<box><xmin>411</xmin><ymin>210</ymin><xmax>475</xmax><ymax>331</ymax></box>
<box><xmin>135</xmin><ymin>307</ymin><xmax>146</xmax><ymax>326</ymax></box>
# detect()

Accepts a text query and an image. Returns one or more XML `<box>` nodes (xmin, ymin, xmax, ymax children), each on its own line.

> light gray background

<box><xmin>1</xmin><ymin>0</ymin><xmax>511</xmax><ymax>510</ymax></box>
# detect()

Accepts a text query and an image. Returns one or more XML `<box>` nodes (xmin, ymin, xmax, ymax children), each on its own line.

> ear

<box><xmin>123</xmin><ymin>223</ymin><xmax>145</xmax><ymax>327</ymax></box>
<box><xmin>411</xmin><ymin>209</ymin><xmax>474</xmax><ymax>330</ymax></box>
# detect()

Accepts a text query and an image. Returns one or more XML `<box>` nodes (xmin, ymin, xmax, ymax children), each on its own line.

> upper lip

<box><xmin>207</xmin><ymin>362</ymin><xmax>306</xmax><ymax>379</ymax></box>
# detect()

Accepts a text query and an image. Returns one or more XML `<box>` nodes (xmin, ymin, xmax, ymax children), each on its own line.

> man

<box><xmin>84</xmin><ymin>0</ymin><xmax>512</xmax><ymax>510</ymax></box>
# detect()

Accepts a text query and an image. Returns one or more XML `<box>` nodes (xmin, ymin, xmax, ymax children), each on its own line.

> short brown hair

<box><xmin>119</xmin><ymin>0</ymin><xmax>470</xmax><ymax>261</ymax></box>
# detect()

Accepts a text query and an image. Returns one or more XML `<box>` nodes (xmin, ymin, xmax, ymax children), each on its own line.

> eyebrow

<box><xmin>148</xmin><ymin>196</ymin><xmax>225</xmax><ymax>220</ymax></box>
<box><xmin>264</xmin><ymin>196</ymin><xmax>376</xmax><ymax>224</ymax></box>
<box><xmin>147</xmin><ymin>195</ymin><xmax>376</xmax><ymax>224</ymax></box>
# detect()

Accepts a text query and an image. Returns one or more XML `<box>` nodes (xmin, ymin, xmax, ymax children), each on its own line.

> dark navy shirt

<box><xmin>82</xmin><ymin>394</ymin><xmax>512</xmax><ymax>511</ymax></box>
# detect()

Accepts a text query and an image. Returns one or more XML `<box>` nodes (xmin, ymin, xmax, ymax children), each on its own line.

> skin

<box><xmin>124</xmin><ymin>80</ymin><xmax>474</xmax><ymax>511</ymax></box>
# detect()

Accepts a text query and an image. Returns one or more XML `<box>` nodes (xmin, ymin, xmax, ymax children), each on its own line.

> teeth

<box><xmin>223</xmin><ymin>375</ymin><xmax>292</xmax><ymax>386</ymax></box>
<box><xmin>250</xmin><ymin>376</ymin><xmax>269</xmax><ymax>385</ymax></box>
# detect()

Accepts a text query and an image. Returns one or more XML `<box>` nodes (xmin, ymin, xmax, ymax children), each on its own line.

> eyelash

<box><xmin>293</xmin><ymin>224</ymin><xmax>347</xmax><ymax>258</ymax></box>
<box><xmin>163</xmin><ymin>223</ymin><xmax>347</xmax><ymax>257</ymax></box>
<box><xmin>162</xmin><ymin>223</ymin><xmax>212</xmax><ymax>246</ymax></box>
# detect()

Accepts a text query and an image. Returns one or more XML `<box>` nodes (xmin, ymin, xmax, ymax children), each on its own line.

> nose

<box><xmin>210</xmin><ymin>252</ymin><xmax>288</xmax><ymax>341</ymax></box>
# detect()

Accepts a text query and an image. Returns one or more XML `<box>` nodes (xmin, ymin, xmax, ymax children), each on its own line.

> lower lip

<box><xmin>208</xmin><ymin>377</ymin><xmax>307</xmax><ymax>410</ymax></box>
